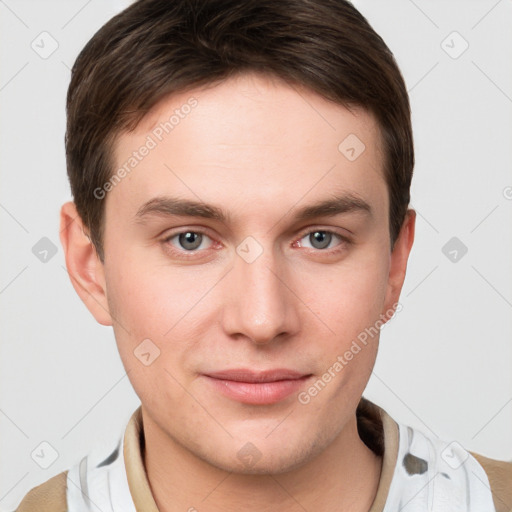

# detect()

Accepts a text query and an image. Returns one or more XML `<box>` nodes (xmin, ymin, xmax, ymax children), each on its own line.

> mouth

<box><xmin>202</xmin><ymin>368</ymin><xmax>313</xmax><ymax>405</ymax></box>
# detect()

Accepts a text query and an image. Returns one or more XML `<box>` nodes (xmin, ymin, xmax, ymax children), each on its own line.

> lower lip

<box><xmin>204</xmin><ymin>375</ymin><xmax>312</xmax><ymax>405</ymax></box>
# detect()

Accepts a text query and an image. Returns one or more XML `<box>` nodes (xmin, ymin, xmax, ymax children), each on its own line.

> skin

<box><xmin>60</xmin><ymin>72</ymin><xmax>415</xmax><ymax>512</ymax></box>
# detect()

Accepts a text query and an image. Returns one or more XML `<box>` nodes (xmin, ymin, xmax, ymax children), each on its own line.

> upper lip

<box><xmin>204</xmin><ymin>369</ymin><xmax>311</xmax><ymax>383</ymax></box>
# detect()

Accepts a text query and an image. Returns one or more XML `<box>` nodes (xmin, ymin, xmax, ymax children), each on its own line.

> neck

<box><xmin>143</xmin><ymin>412</ymin><xmax>382</xmax><ymax>512</ymax></box>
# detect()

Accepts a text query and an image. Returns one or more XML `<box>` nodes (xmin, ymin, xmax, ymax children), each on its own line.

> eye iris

<box><xmin>179</xmin><ymin>232</ymin><xmax>202</xmax><ymax>250</ymax></box>
<box><xmin>310</xmin><ymin>231</ymin><xmax>331</xmax><ymax>249</ymax></box>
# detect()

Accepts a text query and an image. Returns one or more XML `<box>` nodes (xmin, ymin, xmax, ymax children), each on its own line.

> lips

<box><xmin>206</xmin><ymin>368</ymin><xmax>308</xmax><ymax>383</ymax></box>
<box><xmin>203</xmin><ymin>368</ymin><xmax>312</xmax><ymax>405</ymax></box>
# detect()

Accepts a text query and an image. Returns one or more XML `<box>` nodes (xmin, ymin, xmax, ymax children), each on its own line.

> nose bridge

<box><xmin>222</xmin><ymin>236</ymin><xmax>297</xmax><ymax>344</ymax></box>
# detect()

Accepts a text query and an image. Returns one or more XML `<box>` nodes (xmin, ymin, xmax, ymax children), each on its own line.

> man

<box><xmin>15</xmin><ymin>0</ymin><xmax>512</xmax><ymax>511</ymax></box>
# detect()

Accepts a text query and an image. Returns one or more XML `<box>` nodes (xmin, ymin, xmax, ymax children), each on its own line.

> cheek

<box><xmin>299</xmin><ymin>249</ymin><xmax>390</xmax><ymax>338</ymax></box>
<box><xmin>104</xmin><ymin>246</ymin><xmax>198</xmax><ymax>337</ymax></box>
<box><xmin>103</xmin><ymin>248</ymin><xmax>216</xmax><ymax>386</ymax></box>
<box><xmin>104</xmin><ymin>259</ymin><xmax>197</xmax><ymax>408</ymax></box>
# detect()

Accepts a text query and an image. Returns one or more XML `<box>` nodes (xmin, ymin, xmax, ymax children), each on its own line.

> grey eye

<box><xmin>307</xmin><ymin>231</ymin><xmax>333</xmax><ymax>250</ymax></box>
<box><xmin>178</xmin><ymin>232</ymin><xmax>203</xmax><ymax>250</ymax></box>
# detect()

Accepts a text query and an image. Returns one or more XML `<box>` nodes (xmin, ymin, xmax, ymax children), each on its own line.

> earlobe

<box><xmin>59</xmin><ymin>201</ymin><xmax>113</xmax><ymax>326</ymax></box>
<box><xmin>382</xmin><ymin>209</ymin><xmax>416</xmax><ymax>316</ymax></box>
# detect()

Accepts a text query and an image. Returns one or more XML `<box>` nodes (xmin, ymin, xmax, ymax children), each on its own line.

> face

<box><xmin>66</xmin><ymin>72</ymin><xmax>413</xmax><ymax>474</ymax></box>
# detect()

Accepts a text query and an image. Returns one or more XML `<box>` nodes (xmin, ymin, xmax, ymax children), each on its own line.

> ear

<box><xmin>382</xmin><ymin>208</ymin><xmax>416</xmax><ymax>316</ymax></box>
<box><xmin>59</xmin><ymin>201</ymin><xmax>113</xmax><ymax>326</ymax></box>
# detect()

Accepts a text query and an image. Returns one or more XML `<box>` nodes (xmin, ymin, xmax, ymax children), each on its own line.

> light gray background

<box><xmin>1</xmin><ymin>1</ymin><xmax>511</xmax><ymax>510</ymax></box>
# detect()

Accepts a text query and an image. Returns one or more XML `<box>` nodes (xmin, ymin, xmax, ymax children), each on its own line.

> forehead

<box><xmin>109</xmin><ymin>72</ymin><xmax>387</xmax><ymax>224</ymax></box>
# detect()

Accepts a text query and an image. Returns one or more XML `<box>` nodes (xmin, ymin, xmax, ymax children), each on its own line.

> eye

<box><xmin>297</xmin><ymin>230</ymin><xmax>346</xmax><ymax>251</ymax></box>
<box><xmin>164</xmin><ymin>231</ymin><xmax>213</xmax><ymax>252</ymax></box>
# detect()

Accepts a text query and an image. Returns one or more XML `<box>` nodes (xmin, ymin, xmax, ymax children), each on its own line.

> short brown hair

<box><xmin>66</xmin><ymin>0</ymin><xmax>414</xmax><ymax>262</ymax></box>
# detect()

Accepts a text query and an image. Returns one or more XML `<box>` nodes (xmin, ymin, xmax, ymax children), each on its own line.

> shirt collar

<box><xmin>123</xmin><ymin>397</ymin><xmax>399</xmax><ymax>512</ymax></box>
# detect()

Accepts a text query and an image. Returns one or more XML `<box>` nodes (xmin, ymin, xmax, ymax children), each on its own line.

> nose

<box><xmin>220</xmin><ymin>242</ymin><xmax>300</xmax><ymax>345</ymax></box>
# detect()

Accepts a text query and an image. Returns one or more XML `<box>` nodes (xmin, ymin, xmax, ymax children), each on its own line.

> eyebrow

<box><xmin>134</xmin><ymin>193</ymin><xmax>372</xmax><ymax>225</ymax></box>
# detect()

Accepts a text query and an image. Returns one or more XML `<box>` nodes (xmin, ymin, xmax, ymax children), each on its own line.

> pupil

<box><xmin>180</xmin><ymin>232</ymin><xmax>201</xmax><ymax>250</ymax></box>
<box><xmin>311</xmin><ymin>231</ymin><xmax>331</xmax><ymax>249</ymax></box>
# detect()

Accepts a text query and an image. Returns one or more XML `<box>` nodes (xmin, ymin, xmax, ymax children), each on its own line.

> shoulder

<box><xmin>377</xmin><ymin>404</ymin><xmax>506</xmax><ymax>511</ymax></box>
<box><xmin>359</xmin><ymin>398</ymin><xmax>511</xmax><ymax>511</ymax></box>
<box><xmin>15</xmin><ymin>470</ymin><xmax>68</xmax><ymax>512</ymax></box>
<box><xmin>470</xmin><ymin>451</ymin><xmax>512</xmax><ymax>512</ymax></box>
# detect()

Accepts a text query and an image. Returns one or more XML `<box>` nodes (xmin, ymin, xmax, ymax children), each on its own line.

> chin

<box><xmin>200</xmin><ymin>432</ymin><xmax>327</xmax><ymax>476</ymax></box>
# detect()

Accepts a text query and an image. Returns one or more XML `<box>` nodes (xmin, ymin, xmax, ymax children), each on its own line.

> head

<box><xmin>60</xmin><ymin>0</ymin><xmax>415</xmax><ymax>474</ymax></box>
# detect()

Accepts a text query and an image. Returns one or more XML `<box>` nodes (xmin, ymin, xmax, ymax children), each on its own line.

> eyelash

<box><xmin>160</xmin><ymin>227</ymin><xmax>351</xmax><ymax>259</ymax></box>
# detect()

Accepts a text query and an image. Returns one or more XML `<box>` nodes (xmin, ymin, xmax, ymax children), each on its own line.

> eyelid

<box><xmin>295</xmin><ymin>226</ymin><xmax>351</xmax><ymax>242</ymax></box>
<box><xmin>160</xmin><ymin>225</ymin><xmax>215</xmax><ymax>242</ymax></box>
